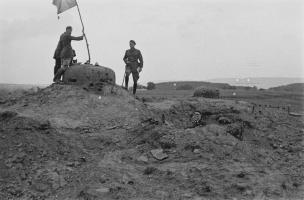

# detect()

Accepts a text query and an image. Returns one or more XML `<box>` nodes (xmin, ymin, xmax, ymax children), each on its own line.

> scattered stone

<box><xmin>184</xmin><ymin>143</ymin><xmax>200</xmax><ymax>152</ymax></box>
<box><xmin>79</xmin><ymin>157</ymin><xmax>86</xmax><ymax>162</ymax></box>
<box><xmin>270</xmin><ymin>143</ymin><xmax>279</xmax><ymax>149</ymax></box>
<box><xmin>137</xmin><ymin>155</ymin><xmax>149</xmax><ymax>163</ymax></box>
<box><xmin>217</xmin><ymin>116</ymin><xmax>232</xmax><ymax>124</ymax></box>
<box><xmin>38</xmin><ymin>121</ymin><xmax>51</xmax><ymax>130</ymax></box>
<box><xmin>122</xmin><ymin>174</ymin><xmax>134</xmax><ymax>185</ymax></box>
<box><xmin>236</xmin><ymin>172</ymin><xmax>246</xmax><ymax>178</ymax></box>
<box><xmin>244</xmin><ymin>190</ymin><xmax>253</xmax><ymax>196</ymax></box>
<box><xmin>16</xmin><ymin>143</ymin><xmax>23</xmax><ymax>147</ymax></box>
<box><xmin>66</xmin><ymin>161</ymin><xmax>81</xmax><ymax>167</ymax></box>
<box><xmin>159</xmin><ymin>135</ymin><xmax>176</xmax><ymax>149</ymax></box>
<box><xmin>193</xmin><ymin>149</ymin><xmax>200</xmax><ymax>154</ymax></box>
<box><xmin>182</xmin><ymin>193</ymin><xmax>193</xmax><ymax>198</ymax></box>
<box><xmin>40</xmin><ymin>150</ymin><xmax>47</xmax><ymax>158</ymax></box>
<box><xmin>226</xmin><ymin>123</ymin><xmax>244</xmax><ymax>141</ymax></box>
<box><xmin>143</xmin><ymin>167</ymin><xmax>158</xmax><ymax>175</ymax></box>
<box><xmin>150</xmin><ymin>149</ymin><xmax>168</xmax><ymax>161</ymax></box>
<box><xmin>95</xmin><ymin>187</ymin><xmax>110</xmax><ymax>193</ymax></box>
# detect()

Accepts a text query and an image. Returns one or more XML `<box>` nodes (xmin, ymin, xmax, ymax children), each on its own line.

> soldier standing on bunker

<box><xmin>53</xmin><ymin>34</ymin><xmax>63</xmax><ymax>77</ymax></box>
<box><xmin>123</xmin><ymin>40</ymin><xmax>143</xmax><ymax>95</ymax></box>
<box><xmin>53</xmin><ymin>26</ymin><xmax>84</xmax><ymax>83</ymax></box>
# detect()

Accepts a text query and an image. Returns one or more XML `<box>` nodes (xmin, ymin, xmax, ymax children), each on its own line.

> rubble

<box><xmin>193</xmin><ymin>149</ymin><xmax>200</xmax><ymax>154</ymax></box>
<box><xmin>226</xmin><ymin>123</ymin><xmax>244</xmax><ymax>141</ymax></box>
<box><xmin>217</xmin><ymin>116</ymin><xmax>232</xmax><ymax>124</ymax></box>
<box><xmin>150</xmin><ymin>149</ymin><xmax>169</xmax><ymax>160</ymax></box>
<box><xmin>137</xmin><ymin>155</ymin><xmax>149</xmax><ymax>163</ymax></box>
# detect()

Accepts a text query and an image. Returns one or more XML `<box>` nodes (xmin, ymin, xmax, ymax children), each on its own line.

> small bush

<box><xmin>193</xmin><ymin>87</ymin><xmax>220</xmax><ymax>98</ymax></box>
<box><xmin>147</xmin><ymin>82</ymin><xmax>156</xmax><ymax>90</ymax></box>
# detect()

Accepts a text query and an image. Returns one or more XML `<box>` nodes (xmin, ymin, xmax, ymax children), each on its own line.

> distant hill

<box><xmin>268</xmin><ymin>83</ymin><xmax>304</xmax><ymax>93</ymax></box>
<box><xmin>0</xmin><ymin>83</ymin><xmax>47</xmax><ymax>92</ymax></box>
<box><xmin>155</xmin><ymin>81</ymin><xmax>235</xmax><ymax>90</ymax></box>
<box><xmin>208</xmin><ymin>77</ymin><xmax>304</xmax><ymax>89</ymax></box>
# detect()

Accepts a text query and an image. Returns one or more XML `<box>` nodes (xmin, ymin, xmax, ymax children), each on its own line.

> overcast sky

<box><xmin>0</xmin><ymin>0</ymin><xmax>303</xmax><ymax>84</ymax></box>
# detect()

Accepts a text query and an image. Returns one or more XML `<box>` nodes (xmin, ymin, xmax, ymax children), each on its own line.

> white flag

<box><xmin>53</xmin><ymin>0</ymin><xmax>77</xmax><ymax>14</ymax></box>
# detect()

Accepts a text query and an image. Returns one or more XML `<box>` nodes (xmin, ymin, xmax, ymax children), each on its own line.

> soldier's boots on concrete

<box><xmin>53</xmin><ymin>65</ymin><xmax>68</xmax><ymax>83</ymax></box>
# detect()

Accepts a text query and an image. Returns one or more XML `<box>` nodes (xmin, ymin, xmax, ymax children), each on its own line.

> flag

<box><xmin>53</xmin><ymin>0</ymin><xmax>77</xmax><ymax>14</ymax></box>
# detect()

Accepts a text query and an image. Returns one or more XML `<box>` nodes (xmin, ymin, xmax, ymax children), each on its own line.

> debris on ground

<box><xmin>150</xmin><ymin>149</ymin><xmax>169</xmax><ymax>161</ymax></box>
<box><xmin>0</xmin><ymin>84</ymin><xmax>303</xmax><ymax>200</ymax></box>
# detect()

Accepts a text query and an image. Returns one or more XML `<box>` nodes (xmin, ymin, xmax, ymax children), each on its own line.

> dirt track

<box><xmin>0</xmin><ymin>84</ymin><xmax>303</xmax><ymax>200</ymax></box>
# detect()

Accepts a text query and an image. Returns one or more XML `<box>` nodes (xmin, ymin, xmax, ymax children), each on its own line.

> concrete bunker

<box><xmin>63</xmin><ymin>64</ymin><xmax>116</xmax><ymax>86</ymax></box>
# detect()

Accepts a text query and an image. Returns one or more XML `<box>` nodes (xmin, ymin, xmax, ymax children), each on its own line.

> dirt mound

<box><xmin>0</xmin><ymin>84</ymin><xmax>303</xmax><ymax>199</ymax></box>
<box><xmin>2</xmin><ymin>84</ymin><xmax>150</xmax><ymax>131</ymax></box>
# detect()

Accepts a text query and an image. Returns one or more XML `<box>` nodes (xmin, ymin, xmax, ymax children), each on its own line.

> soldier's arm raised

<box><xmin>70</xmin><ymin>35</ymin><xmax>84</xmax><ymax>41</ymax></box>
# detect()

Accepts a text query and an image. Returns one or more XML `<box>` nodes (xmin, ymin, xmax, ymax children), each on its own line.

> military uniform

<box><xmin>123</xmin><ymin>47</ymin><xmax>143</xmax><ymax>94</ymax></box>
<box><xmin>53</xmin><ymin>32</ymin><xmax>83</xmax><ymax>82</ymax></box>
<box><xmin>59</xmin><ymin>33</ymin><xmax>82</xmax><ymax>59</ymax></box>
<box><xmin>53</xmin><ymin>33</ymin><xmax>64</xmax><ymax>76</ymax></box>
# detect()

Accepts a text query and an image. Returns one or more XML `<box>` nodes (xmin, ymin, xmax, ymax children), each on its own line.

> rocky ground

<box><xmin>0</xmin><ymin>84</ymin><xmax>303</xmax><ymax>200</ymax></box>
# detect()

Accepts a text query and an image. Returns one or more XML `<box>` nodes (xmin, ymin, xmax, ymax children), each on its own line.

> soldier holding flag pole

<box><xmin>53</xmin><ymin>26</ymin><xmax>84</xmax><ymax>83</ymax></box>
<box><xmin>52</xmin><ymin>0</ymin><xmax>91</xmax><ymax>63</ymax></box>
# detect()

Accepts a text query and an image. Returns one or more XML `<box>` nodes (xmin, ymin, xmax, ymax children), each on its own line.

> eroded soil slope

<box><xmin>0</xmin><ymin>84</ymin><xmax>303</xmax><ymax>200</ymax></box>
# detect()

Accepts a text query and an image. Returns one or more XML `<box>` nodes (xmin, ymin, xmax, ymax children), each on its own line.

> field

<box><xmin>137</xmin><ymin>87</ymin><xmax>304</xmax><ymax>113</ymax></box>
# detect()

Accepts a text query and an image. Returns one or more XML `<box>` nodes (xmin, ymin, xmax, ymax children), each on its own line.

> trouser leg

<box><xmin>53</xmin><ymin>67</ymin><xmax>65</xmax><ymax>82</ymax></box>
<box><xmin>132</xmin><ymin>72</ymin><xmax>139</xmax><ymax>95</ymax></box>
<box><xmin>54</xmin><ymin>58</ymin><xmax>61</xmax><ymax>76</ymax></box>
<box><xmin>53</xmin><ymin>58</ymin><xmax>70</xmax><ymax>82</ymax></box>
<box><xmin>133</xmin><ymin>81</ymin><xmax>137</xmax><ymax>95</ymax></box>
<box><xmin>125</xmin><ymin>73</ymin><xmax>130</xmax><ymax>89</ymax></box>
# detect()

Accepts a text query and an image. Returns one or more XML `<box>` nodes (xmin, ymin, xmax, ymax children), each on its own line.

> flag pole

<box><xmin>75</xmin><ymin>0</ymin><xmax>91</xmax><ymax>64</ymax></box>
